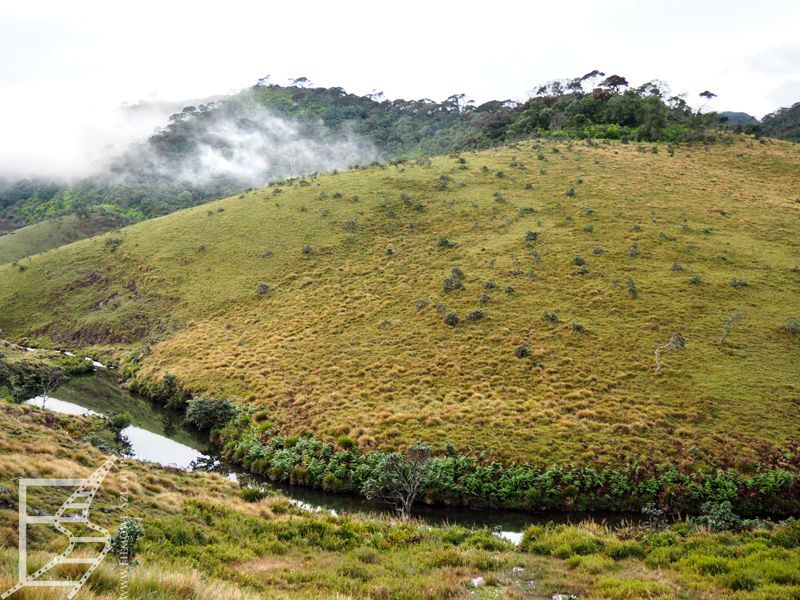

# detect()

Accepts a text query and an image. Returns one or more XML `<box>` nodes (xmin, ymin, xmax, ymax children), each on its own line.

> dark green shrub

<box><xmin>484</xmin><ymin>280</ymin><xmax>497</xmax><ymax>290</ymax></box>
<box><xmin>302</xmin><ymin>244</ymin><xmax>313</xmax><ymax>254</ymax></box>
<box><xmin>443</xmin><ymin>313</ymin><xmax>460</xmax><ymax>327</ymax></box>
<box><xmin>572</xmin><ymin>322</ymin><xmax>585</xmax><ymax>333</ymax></box>
<box><xmin>442</xmin><ymin>276</ymin><xmax>464</xmax><ymax>293</ymax></box>
<box><xmin>479</xmin><ymin>293</ymin><xmax>490</xmax><ymax>304</ymax></box>
<box><xmin>543</xmin><ymin>312</ymin><xmax>559</xmax><ymax>323</ymax></box>
<box><xmin>572</xmin><ymin>256</ymin><xmax>586</xmax><ymax>266</ymax></box>
<box><xmin>730</xmin><ymin>278</ymin><xmax>748</xmax><ymax>288</ymax></box>
<box><xmin>672</xmin><ymin>261</ymin><xmax>682</xmax><ymax>272</ymax></box>
<box><xmin>566</xmin><ymin>187</ymin><xmax>575</xmax><ymax>197</ymax></box>
<box><xmin>515</xmin><ymin>345</ymin><xmax>531</xmax><ymax>358</ymax></box>
<box><xmin>437</xmin><ymin>237</ymin><xmax>456</xmax><ymax>248</ymax></box>
<box><xmin>467</xmin><ymin>310</ymin><xmax>485</xmax><ymax>322</ymax></box>
<box><xmin>525</xmin><ymin>231</ymin><xmax>538</xmax><ymax>242</ymax></box>
<box><xmin>185</xmin><ymin>396</ymin><xmax>240</xmax><ymax>430</ymax></box>
<box><xmin>415</xmin><ymin>299</ymin><xmax>429</xmax><ymax>311</ymax></box>
<box><xmin>628</xmin><ymin>241</ymin><xmax>639</xmax><ymax>257</ymax></box>
<box><xmin>690</xmin><ymin>275</ymin><xmax>702</xmax><ymax>285</ymax></box>
<box><xmin>241</xmin><ymin>487</ymin><xmax>268</xmax><ymax>502</ymax></box>
<box><xmin>110</xmin><ymin>517</ymin><xmax>145</xmax><ymax>562</ymax></box>
<box><xmin>694</xmin><ymin>501</ymin><xmax>741</xmax><ymax>531</ymax></box>
<box><xmin>256</xmin><ymin>282</ymin><xmax>270</xmax><ymax>295</ymax></box>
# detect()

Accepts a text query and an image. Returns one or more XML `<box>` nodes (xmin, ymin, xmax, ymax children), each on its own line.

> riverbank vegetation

<box><xmin>1</xmin><ymin>401</ymin><xmax>800</xmax><ymax>599</ymax></box>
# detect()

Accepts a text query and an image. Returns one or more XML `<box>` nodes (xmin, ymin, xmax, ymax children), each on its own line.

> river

<box><xmin>27</xmin><ymin>369</ymin><xmax>643</xmax><ymax>544</ymax></box>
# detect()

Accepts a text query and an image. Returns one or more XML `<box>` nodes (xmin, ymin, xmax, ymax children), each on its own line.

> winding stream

<box><xmin>27</xmin><ymin>370</ymin><xmax>642</xmax><ymax>543</ymax></box>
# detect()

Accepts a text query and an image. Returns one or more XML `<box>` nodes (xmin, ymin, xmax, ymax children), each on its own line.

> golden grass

<box><xmin>0</xmin><ymin>137</ymin><xmax>798</xmax><ymax>465</ymax></box>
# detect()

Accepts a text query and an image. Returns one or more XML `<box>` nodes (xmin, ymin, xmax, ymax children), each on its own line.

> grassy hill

<box><xmin>1</xmin><ymin>136</ymin><xmax>798</xmax><ymax>472</ymax></box>
<box><xmin>0</xmin><ymin>212</ymin><xmax>129</xmax><ymax>264</ymax></box>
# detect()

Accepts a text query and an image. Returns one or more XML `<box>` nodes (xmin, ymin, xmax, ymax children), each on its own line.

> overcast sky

<box><xmin>2</xmin><ymin>0</ymin><xmax>799</xmax><ymax>177</ymax></box>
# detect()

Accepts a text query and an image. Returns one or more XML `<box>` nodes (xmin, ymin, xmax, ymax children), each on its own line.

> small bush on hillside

<box><xmin>241</xmin><ymin>487</ymin><xmax>269</xmax><ymax>502</ymax></box>
<box><xmin>443</xmin><ymin>313</ymin><xmax>460</xmax><ymax>327</ymax></box>
<box><xmin>185</xmin><ymin>396</ymin><xmax>240</xmax><ymax>430</ymax></box>
<box><xmin>256</xmin><ymin>282</ymin><xmax>270</xmax><ymax>295</ymax></box>
<box><xmin>110</xmin><ymin>517</ymin><xmax>145</xmax><ymax>563</ymax></box>
<box><xmin>484</xmin><ymin>280</ymin><xmax>497</xmax><ymax>290</ymax></box>
<box><xmin>436</xmin><ymin>175</ymin><xmax>451</xmax><ymax>191</ymax></box>
<box><xmin>515</xmin><ymin>345</ymin><xmax>531</xmax><ymax>358</ymax></box>
<box><xmin>566</xmin><ymin>187</ymin><xmax>575</xmax><ymax>197</ymax></box>
<box><xmin>628</xmin><ymin>241</ymin><xmax>639</xmax><ymax>257</ymax></box>
<box><xmin>467</xmin><ymin>310</ymin><xmax>485</xmax><ymax>322</ymax></box>
<box><xmin>437</xmin><ymin>237</ymin><xmax>456</xmax><ymax>248</ymax></box>
<box><xmin>543</xmin><ymin>312</ymin><xmax>559</xmax><ymax>323</ymax></box>
<box><xmin>572</xmin><ymin>322</ymin><xmax>585</xmax><ymax>333</ymax></box>
<box><xmin>782</xmin><ymin>317</ymin><xmax>799</xmax><ymax>335</ymax></box>
<box><xmin>672</xmin><ymin>261</ymin><xmax>683</xmax><ymax>272</ymax></box>
<box><xmin>730</xmin><ymin>278</ymin><xmax>748</xmax><ymax>288</ymax></box>
<box><xmin>583</xmin><ymin>225</ymin><xmax>594</xmax><ymax>233</ymax></box>
<box><xmin>415</xmin><ymin>299</ymin><xmax>429</xmax><ymax>311</ymax></box>
<box><xmin>525</xmin><ymin>231</ymin><xmax>538</xmax><ymax>242</ymax></box>
<box><xmin>302</xmin><ymin>244</ymin><xmax>313</xmax><ymax>254</ymax></box>
<box><xmin>505</xmin><ymin>286</ymin><xmax>514</xmax><ymax>295</ymax></box>
<box><xmin>690</xmin><ymin>274</ymin><xmax>703</xmax><ymax>285</ymax></box>
<box><xmin>442</xmin><ymin>276</ymin><xmax>464</xmax><ymax>293</ymax></box>
<box><xmin>479</xmin><ymin>293</ymin><xmax>490</xmax><ymax>304</ymax></box>
<box><xmin>627</xmin><ymin>278</ymin><xmax>638</xmax><ymax>298</ymax></box>
<box><xmin>593</xmin><ymin>246</ymin><xmax>604</xmax><ymax>255</ymax></box>
<box><xmin>573</xmin><ymin>255</ymin><xmax>586</xmax><ymax>266</ymax></box>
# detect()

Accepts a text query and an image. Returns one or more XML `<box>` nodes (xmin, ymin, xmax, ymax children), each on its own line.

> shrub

<box><xmin>782</xmin><ymin>317</ymin><xmax>799</xmax><ymax>335</ymax></box>
<box><xmin>515</xmin><ymin>345</ymin><xmax>531</xmax><ymax>358</ymax></box>
<box><xmin>484</xmin><ymin>280</ymin><xmax>497</xmax><ymax>290</ymax></box>
<box><xmin>572</xmin><ymin>322</ymin><xmax>585</xmax><ymax>333</ymax></box>
<box><xmin>106</xmin><ymin>412</ymin><xmax>132</xmax><ymax>437</ymax></box>
<box><xmin>525</xmin><ymin>230</ymin><xmax>539</xmax><ymax>242</ymax></box>
<box><xmin>415</xmin><ymin>299</ymin><xmax>429</xmax><ymax>311</ymax></box>
<box><xmin>592</xmin><ymin>246</ymin><xmax>604</xmax><ymax>255</ymax></box>
<box><xmin>730</xmin><ymin>278</ymin><xmax>748</xmax><ymax>288</ymax></box>
<box><xmin>185</xmin><ymin>396</ymin><xmax>240</xmax><ymax>430</ymax></box>
<box><xmin>605</xmin><ymin>540</ymin><xmax>645</xmax><ymax>560</ymax></box>
<box><xmin>256</xmin><ymin>282</ymin><xmax>270</xmax><ymax>295</ymax></box>
<box><xmin>437</xmin><ymin>237</ymin><xmax>456</xmax><ymax>248</ymax></box>
<box><xmin>442</xmin><ymin>276</ymin><xmax>464</xmax><ymax>293</ymax></box>
<box><xmin>689</xmin><ymin>274</ymin><xmax>702</xmax><ymax>285</ymax></box>
<box><xmin>628</xmin><ymin>241</ymin><xmax>639</xmax><ymax>257</ymax></box>
<box><xmin>241</xmin><ymin>487</ymin><xmax>268</xmax><ymax>502</ymax></box>
<box><xmin>626</xmin><ymin>278</ymin><xmax>638</xmax><ymax>298</ymax></box>
<box><xmin>694</xmin><ymin>501</ymin><xmax>741</xmax><ymax>531</ymax></box>
<box><xmin>505</xmin><ymin>286</ymin><xmax>514</xmax><ymax>295</ymax></box>
<box><xmin>572</xmin><ymin>255</ymin><xmax>586</xmax><ymax>266</ymax></box>
<box><xmin>302</xmin><ymin>244</ymin><xmax>313</xmax><ymax>254</ymax></box>
<box><xmin>672</xmin><ymin>261</ymin><xmax>682</xmax><ymax>272</ymax></box>
<box><xmin>443</xmin><ymin>313</ymin><xmax>460</xmax><ymax>327</ymax></box>
<box><xmin>543</xmin><ymin>312</ymin><xmax>559</xmax><ymax>323</ymax></box>
<box><xmin>479</xmin><ymin>293</ymin><xmax>490</xmax><ymax>304</ymax></box>
<box><xmin>337</xmin><ymin>436</ymin><xmax>356</xmax><ymax>450</ymax></box>
<box><xmin>110</xmin><ymin>517</ymin><xmax>145</xmax><ymax>562</ymax></box>
<box><xmin>566</xmin><ymin>187</ymin><xmax>575</xmax><ymax>197</ymax></box>
<box><xmin>467</xmin><ymin>310</ymin><xmax>485</xmax><ymax>322</ymax></box>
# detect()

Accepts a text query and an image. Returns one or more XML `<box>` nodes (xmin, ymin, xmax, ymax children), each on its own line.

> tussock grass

<box><xmin>0</xmin><ymin>138</ymin><xmax>798</xmax><ymax>468</ymax></box>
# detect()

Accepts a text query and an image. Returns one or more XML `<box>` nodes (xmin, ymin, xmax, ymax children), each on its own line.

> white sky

<box><xmin>1</xmin><ymin>0</ymin><xmax>799</xmax><ymax>177</ymax></box>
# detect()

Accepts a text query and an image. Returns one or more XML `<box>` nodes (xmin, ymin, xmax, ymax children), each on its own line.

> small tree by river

<box><xmin>362</xmin><ymin>442</ymin><xmax>436</xmax><ymax>520</ymax></box>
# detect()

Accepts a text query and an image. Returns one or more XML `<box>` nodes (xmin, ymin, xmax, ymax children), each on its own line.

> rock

<box><xmin>470</xmin><ymin>577</ymin><xmax>485</xmax><ymax>588</ymax></box>
<box><xmin>512</xmin><ymin>566</ymin><xmax>524</xmax><ymax>573</ymax></box>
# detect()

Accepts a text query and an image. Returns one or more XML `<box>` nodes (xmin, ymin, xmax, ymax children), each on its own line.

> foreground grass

<box><xmin>0</xmin><ymin>137</ymin><xmax>798</xmax><ymax>470</ymax></box>
<box><xmin>1</xmin><ymin>402</ymin><xmax>799</xmax><ymax>598</ymax></box>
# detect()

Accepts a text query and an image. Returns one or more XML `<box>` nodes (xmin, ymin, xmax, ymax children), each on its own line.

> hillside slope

<box><xmin>0</xmin><ymin>212</ymin><xmax>129</xmax><ymax>264</ymax></box>
<box><xmin>1</xmin><ymin>137</ymin><xmax>798</xmax><ymax>468</ymax></box>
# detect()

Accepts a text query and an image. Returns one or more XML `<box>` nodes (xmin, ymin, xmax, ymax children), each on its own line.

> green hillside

<box><xmin>1</xmin><ymin>136</ymin><xmax>798</xmax><ymax>473</ymax></box>
<box><xmin>0</xmin><ymin>212</ymin><xmax>129</xmax><ymax>264</ymax></box>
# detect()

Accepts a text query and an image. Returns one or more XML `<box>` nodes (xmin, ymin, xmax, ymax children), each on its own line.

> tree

<box><xmin>600</xmin><ymin>75</ymin><xmax>629</xmax><ymax>91</ymax></box>
<box><xmin>39</xmin><ymin>368</ymin><xmax>63</xmax><ymax>409</ymax></box>
<box><xmin>361</xmin><ymin>442</ymin><xmax>436</xmax><ymax>520</ymax></box>
<box><xmin>699</xmin><ymin>90</ymin><xmax>717</xmax><ymax>114</ymax></box>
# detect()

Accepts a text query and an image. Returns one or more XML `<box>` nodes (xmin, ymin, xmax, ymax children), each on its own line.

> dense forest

<box><xmin>0</xmin><ymin>71</ymin><xmax>792</xmax><ymax>232</ymax></box>
<box><xmin>761</xmin><ymin>101</ymin><xmax>800</xmax><ymax>141</ymax></box>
